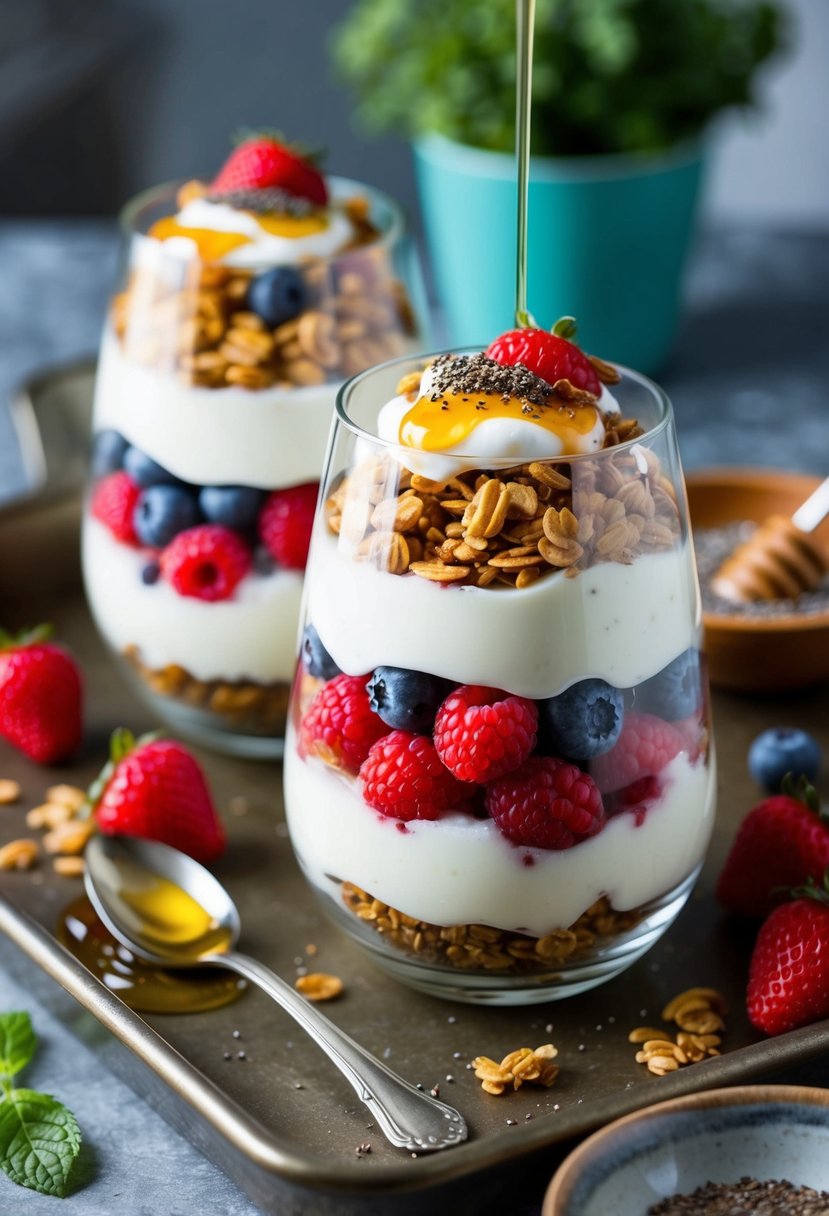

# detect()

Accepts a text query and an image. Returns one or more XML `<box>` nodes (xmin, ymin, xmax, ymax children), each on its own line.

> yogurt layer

<box><xmin>308</xmin><ymin>530</ymin><xmax>700</xmax><ymax>697</ymax></box>
<box><xmin>95</xmin><ymin>331</ymin><xmax>335</xmax><ymax>487</ymax></box>
<box><xmin>169</xmin><ymin>197</ymin><xmax>355</xmax><ymax>266</ymax></box>
<box><xmin>84</xmin><ymin>518</ymin><xmax>302</xmax><ymax>683</ymax></box>
<box><xmin>284</xmin><ymin>745</ymin><xmax>715</xmax><ymax>937</ymax></box>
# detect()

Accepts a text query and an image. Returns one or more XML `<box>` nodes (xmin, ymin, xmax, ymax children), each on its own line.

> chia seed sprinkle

<box><xmin>695</xmin><ymin>522</ymin><xmax>829</xmax><ymax>618</ymax></box>
<box><xmin>648</xmin><ymin>1176</ymin><xmax>829</xmax><ymax>1215</ymax></box>
<box><xmin>427</xmin><ymin>353</ymin><xmax>560</xmax><ymax>409</ymax></box>
<box><xmin>206</xmin><ymin>186</ymin><xmax>317</xmax><ymax>217</ymax></box>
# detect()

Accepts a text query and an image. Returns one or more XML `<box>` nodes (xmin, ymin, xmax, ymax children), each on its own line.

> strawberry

<box><xmin>90</xmin><ymin>729</ymin><xmax>225</xmax><ymax>864</ymax></box>
<box><xmin>486</xmin><ymin>317</ymin><xmax>602</xmax><ymax>396</ymax></box>
<box><xmin>0</xmin><ymin>625</ymin><xmax>83</xmax><ymax>763</ymax></box>
<box><xmin>716</xmin><ymin>778</ymin><xmax>829</xmax><ymax>919</ymax></box>
<box><xmin>746</xmin><ymin>874</ymin><xmax>829</xmax><ymax>1035</ymax></box>
<box><xmin>212</xmin><ymin>134</ymin><xmax>327</xmax><ymax>206</ymax></box>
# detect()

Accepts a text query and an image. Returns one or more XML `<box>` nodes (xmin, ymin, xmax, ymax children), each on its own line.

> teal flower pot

<box><xmin>413</xmin><ymin>133</ymin><xmax>706</xmax><ymax>374</ymax></box>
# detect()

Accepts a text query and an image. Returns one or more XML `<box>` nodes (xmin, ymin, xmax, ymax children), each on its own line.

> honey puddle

<box><xmin>58</xmin><ymin>897</ymin><xmax>244</xmax><ymax>1014</ymax></box>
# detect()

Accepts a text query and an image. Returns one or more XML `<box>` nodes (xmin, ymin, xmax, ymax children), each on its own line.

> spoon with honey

<box><xmin>84</xmin><ymin>833</ymin><xmax>467</xmax><ymax>1153</ymax></box>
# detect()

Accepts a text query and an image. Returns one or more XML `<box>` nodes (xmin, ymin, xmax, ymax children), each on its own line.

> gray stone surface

<box><xmin>0</xmin><ymin>220</ymin><xmax>827</xmax><ymax>1215</ymax></box>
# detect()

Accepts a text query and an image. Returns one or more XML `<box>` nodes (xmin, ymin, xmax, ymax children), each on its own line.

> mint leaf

<box><xmin>0</xmin><ymin>1089</ymin><xmax>81</xmax><ymax>1198</ymax></box>
<box><xmin>0</xmin><ymin>1013</ymin><xmax>36</xmax><ymax>1080</ymax></box>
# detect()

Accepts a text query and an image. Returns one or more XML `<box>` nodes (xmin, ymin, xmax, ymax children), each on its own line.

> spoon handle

<box><xmin>204</xmin><ymin>950</ymin><xmax>467</xmax><ymax>1152</ymax></box>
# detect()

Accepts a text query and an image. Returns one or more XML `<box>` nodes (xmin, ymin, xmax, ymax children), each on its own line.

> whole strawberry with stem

<box><xmin>212</xmin><ymin>132</ymin><xmax>327</xmax><ymax>206</ymax></box>
<box><xmin>90</xmin><ymin>728</ymin><xmax>225</xmax><ymax>864</ymax></box>
<box><xmin>716</xmin><ymin>777</ymin><xmax>829</xmax><ymax>919</ymax></box>
<box><xmin>747</xmin><ymin>872</ymin><xmax>829</xmax><ymax>1036</ymax></box>
<box><xmin>0</xmin><ymin>625</ymin><xmax>83</xmax><ymax>763</ymax></box>
<box><xmin>486</xmin><ymin>316</ymin><xmax>602</xmax><ymax>396</ymax></box>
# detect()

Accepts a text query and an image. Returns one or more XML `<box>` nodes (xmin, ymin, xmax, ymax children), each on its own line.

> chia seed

<box><xmin>695</xmin><ymin>522</ymin><xmax>829</xmax><ymax>618</ymax></box>
<box><xmin>427</xmin><ymin>353</ymin><xmax>557</xmax><ymax>409</ymax></box>
<box><xmin>206</xmin><ymin>186</ymin><xmax>316</xmax><ymax>217</ymax></box>
<box><xmin>648</xmin><ymin>1176</ymin><xmax>829</xmax><ymax>1215</ymax></box>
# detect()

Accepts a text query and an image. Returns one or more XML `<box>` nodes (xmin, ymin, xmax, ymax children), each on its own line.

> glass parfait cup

<box><xmin>284</xmin><ymin>351</ymin><xmax>715</xmax><ymax>1004</ymax></box>
<box><xmin>82</xmin><ymin>179</ymin><xmax>424</xmax><ymax>757</ymax></box>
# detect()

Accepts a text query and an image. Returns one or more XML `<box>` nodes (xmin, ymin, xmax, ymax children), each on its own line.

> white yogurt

<box><xmin>169</xmin><ymin>197</ymin><xmax>355</xmax><ymax>266</ymax></box>
<box><xmin>375</xmin><ymin>365</ymin><xmax>620</xmax><ymax>482</ymax></box>
<box><xmin>283</xmin><ymin>745</ymin><xmax>715</xmax><ymax>936</ymax></box>
<box><xmin>307</xmin><ymin>530</ymin><xmax>700</xmax><ymax>697</ymax></box>
<box><xmin>83</xmin><ymin>518</ymin><xmax>302</xmax><ymax>683</ymax></box>
<box><xmin>94</xmin><ymin>331</ymin><xmax>335</xmax><ymax>488</ymax></box>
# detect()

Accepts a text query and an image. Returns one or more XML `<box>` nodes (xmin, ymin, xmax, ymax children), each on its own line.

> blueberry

<box><xmin>134</xmin><ymin>485</ymin><xmax>201</xmax><ymax>548</ymax></box>
<box><xmin>541</xmin><ymin>679</ymin><xmax>624</xmax><ymax>760</ymax></box>
<box><xmin>748</xmin><ymin>727</ymin><xmax>822</xmax><ymax>793</ymax></box>
<box><xmin>199</xmin><ymin>485</ymin><xmax>265</xmax><ymax>530</ymax></box>
<box><xmin>141</xmin><ymin>560</ymin><xmax>160</xmax><ymax>585</ymax></box>
<box><xmin>247</xmin><ymin>267</ymin><xmax>307</xmax><ymax>328</ymax></box>
<box><xmin>637</xmin><ymin>649</ymin><xmax>701</xmax><ymax>722</ymax></box>
<box><xmin>123</xmin><ymin>446</ymin><xmax>182</xmax><ymax>488</ymax></box>
<box><xmin>367</xmin><ymin>667</ymin><xmax>451</xmax><ymax>733</ymax></box>
<box><xmin>92</xmin><ymin>429</ymin><xmax>128</xmax><ymax>477</ymax></box>
<box><xmin>301</xmin><ymin>625</ymin><xmax>341</xmax><ymax>680</ymax></box>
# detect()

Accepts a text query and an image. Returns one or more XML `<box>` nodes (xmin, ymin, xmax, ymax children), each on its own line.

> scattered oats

<box><xmin>295</xmin><ymin>973</ymin><xmax>344</xmax><ymax>1001</ymax></box>
<box><xmin>0</xmin><ymin>779</ymin><xmax>22</xmax><ymax>804</ymax></box>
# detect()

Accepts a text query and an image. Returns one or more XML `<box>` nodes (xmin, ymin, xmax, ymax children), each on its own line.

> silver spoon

<box><xmin>84</xmin><ymin>833</ymin><xmax>467</xmax><ymax>1153</ymax></box>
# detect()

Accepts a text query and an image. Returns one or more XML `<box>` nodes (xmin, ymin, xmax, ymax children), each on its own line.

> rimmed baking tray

<box><xmin>1</xmin><ymin>366</ymin><xmax>829</xmax><ymax>1214</ymax></box>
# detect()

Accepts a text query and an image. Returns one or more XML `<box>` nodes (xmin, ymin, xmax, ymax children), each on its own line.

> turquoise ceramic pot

<box><xmin>413</xmin><ymin>133</ymin><xmax>706</xmax><ymax>374</ymax></box>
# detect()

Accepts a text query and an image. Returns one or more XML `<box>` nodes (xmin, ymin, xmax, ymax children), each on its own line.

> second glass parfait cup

<box><xmin>284</xmin><ymin>351</ymin><xmax>715</xmax><ymax>1004</ymax></box>
<box><xmin>82</xmin><ymin>178</ymin><xmax>424</xmax><ymax>757</ymax></box>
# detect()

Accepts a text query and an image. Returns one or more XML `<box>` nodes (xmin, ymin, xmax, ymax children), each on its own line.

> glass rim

<box><xmin>334</xmin><ymin>347</ymin><xmax>674</xmax><ymax>467</ymax></box>
<box><xmin>117</xmin><ymin>175</ymin><xmax>408</xmax><ymax>258</ymax></box>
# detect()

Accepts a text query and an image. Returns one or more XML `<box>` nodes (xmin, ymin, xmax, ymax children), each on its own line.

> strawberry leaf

<box><xmin>781</xmin><ymin>773</ymin><xmax>821</xmax><ymax>816</ymax></box>
<box><xmin>0</xmin><ymin>1089</ymin><xmax>81</xmax><ymax>1197</ymax></box>
<box><xmin>0</xmin><ymin>1013</ymin><xmax>36</xmax><ymax>1081</ymax></box>
<box><xmin>0</xmin><ymin>624</ymin><xmax>53</xmax><ymax>652</ymax></box>
<box><xmin>552</xmin><ymin>316</ymin><xmax>578</xmax><ymax>341</ymax></box>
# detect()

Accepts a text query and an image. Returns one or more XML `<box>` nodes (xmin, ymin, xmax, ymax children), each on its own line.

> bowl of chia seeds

<box><xmin>544</xmin><ymin>1084</ymin><xmax>829</xmax><ymax>1216</ymax></box>
<box><xmin>686</xmin><ymin>469</ymin><xmax>829</xmax><ymax>692</ymax></box>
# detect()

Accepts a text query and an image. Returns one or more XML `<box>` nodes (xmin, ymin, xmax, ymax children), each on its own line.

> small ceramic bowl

<box><xmin>686</xmin><ymin>468</ymin><xmax>829</xmax><ymax>692</ymax></box>
<box><xmin>544</xmin><ymin>1084</ymin><xmax>829</xmax><ymax>1216</ymax></box>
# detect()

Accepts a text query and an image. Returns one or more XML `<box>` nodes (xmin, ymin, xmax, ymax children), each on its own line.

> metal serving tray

<box><xmin>1</xmin><ymin>368</ymin><xmax>828</xmax><ymax>1214</ymax></box>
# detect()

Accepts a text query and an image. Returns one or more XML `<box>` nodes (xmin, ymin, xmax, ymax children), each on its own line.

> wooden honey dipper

<box><xmin>711</xmin><ymin>476</ymin><xmax>829</xmax><ymax>603</ymax></box>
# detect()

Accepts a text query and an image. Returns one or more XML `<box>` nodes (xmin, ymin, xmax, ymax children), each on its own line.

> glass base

<box><xmin>316</xmin><ymin>867</ymin><xmax>701</xmax><ymax>1006</ymax></box>
<box><xmin>116</xmin><ymin>662</ymin><xmax>286</xmax><ymax>760</ymax></box>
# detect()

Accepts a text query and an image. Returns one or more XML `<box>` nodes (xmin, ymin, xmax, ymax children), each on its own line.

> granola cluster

<box><xmin>628</xmin><ymin>986</ymin><xmax>727</xmax><ymax>1076</ymax></box>
<box><xmin>342</xmin><ymin>882</ymin><xmax>642</xmax><ymax>974</ymax></box>
<box><xmin>325</xmin><ymin>406</ymin><xmax>681</xmax><ymax>590</ymax></box>
<box><xmin>112</xmin><ymin>191</ymin><xmax>417</xmax><ymax>390</ymax></box>
<box><xmin>472</xmin><ymin>1044</ymin><xmax>559</xmax><ymax>1095</ymax></box>
<box><xmin>123</xmin><ymin>646</ymin><xmax>290</xmax><ymax>737</ymax></box>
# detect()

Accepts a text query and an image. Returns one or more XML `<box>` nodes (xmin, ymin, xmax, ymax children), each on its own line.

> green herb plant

<box><xmin>333</xmin><ymin>0</ymin><xmax>785</xmax><ymax>157</ymax></box>
<box><xmin>0</xmin><ymin>1012</ymin><xmax>82</xmax><ymax>1198</ymax></box>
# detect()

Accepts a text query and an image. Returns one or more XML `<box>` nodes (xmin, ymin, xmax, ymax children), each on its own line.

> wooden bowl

<box><xmin>686</xmin><ymin>468</ymin><xmax>829</xmax><ymax>693</ymax></box>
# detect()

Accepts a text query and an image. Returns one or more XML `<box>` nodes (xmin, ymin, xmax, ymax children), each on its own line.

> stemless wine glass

<box><xmin>82</xmin><ymin>179</ymin><xmax>425</xmax><ymax>757</ymax></box>
<box><xmin>283</xmin><ymin>350</ymin><xmax>715</xmax><ymax>1004</ymax></box>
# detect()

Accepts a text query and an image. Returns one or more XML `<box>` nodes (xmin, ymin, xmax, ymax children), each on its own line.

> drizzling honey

<box><xmin>400</xmin><ymin>389</ymin><xmax>600</xmax><ymax>453</ymax></box>
<box><xmin>58</xmin><ymin>897</ymin><xmax>244</xmax><ymax>1015</ymax></box>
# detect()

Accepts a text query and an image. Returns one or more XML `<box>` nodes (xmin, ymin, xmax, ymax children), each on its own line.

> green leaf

<box><xmin>0</xmin><ymin>1089</ymin><xmax>81</xmax><ymax>1198</ymax></box>
<box><xmin>0</xmin><ymin>1013</ymin><xmax>36</xmax><ymax>1081</ymax></box>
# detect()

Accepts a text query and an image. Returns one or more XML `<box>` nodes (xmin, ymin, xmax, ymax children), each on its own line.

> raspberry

<box><xmin>433</xmin><ymin>685</ymin><xmax>537</xmax><ymax>784</ymax></box>
<box><xmin>359</xmin><ymin>730</ymin><xmax>467</xmax><ymax>821</ymax></box>
<box><xmin>300</xmin><ymin>673</ymin><xmax>389</xmax><ymax>773</ymax></box>
<box><xmin>485</xmin><ymin>756</ymin><xmax>604</xmax><ymax>850</ymax></box>
<box><xmin>590</xmin><ymin>712</ymin><xmax>684</xmax><ymax>794</ymax></box>
<box><xmin>91</xmin><ymin>471</ymin><xmax>141</xmax><ymax>544</ymax></box>
<box><xmin>258</xmin><ymin>482</ymin><xmax>318</xmax><ymax>571</ymax></box>
<box><xmin>485</xmin><ymin>328</ymin><xmax>601</xmax><ymax>395</ymax></box>
<box><xmin>160</xmin><ymin>524</ymin><xmax>251</xmax><ymax>601</ymax></box>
